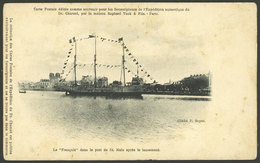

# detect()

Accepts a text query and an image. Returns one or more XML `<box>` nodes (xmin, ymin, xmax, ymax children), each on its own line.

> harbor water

<box><xmin>18</xmin><ymin>91</ymin><xmax>211</xmax><ymax>143</ymax></box>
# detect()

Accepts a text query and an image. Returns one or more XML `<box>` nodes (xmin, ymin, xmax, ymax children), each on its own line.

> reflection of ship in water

<box><xmin>61</xmin><ymin>35</ymin><xmax>146</xmax><ymax>98</ymax></box>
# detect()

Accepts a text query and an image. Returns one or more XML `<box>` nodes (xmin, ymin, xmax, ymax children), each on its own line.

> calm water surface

<box><xmin>19</xmin><ymin>91</ymin><xmax>211</xmax><ymax>142</ymax></box>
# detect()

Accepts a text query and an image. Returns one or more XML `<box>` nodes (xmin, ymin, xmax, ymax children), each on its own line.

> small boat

<box><xmin>19</xmin><ymin>90</ymin><xmax>26</xmax><ymax>93</ymax></box>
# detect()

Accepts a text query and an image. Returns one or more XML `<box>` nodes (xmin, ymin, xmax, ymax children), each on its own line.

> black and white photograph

<box><xmin>3</xmin><ymin>3</ymin><xmax>257</xmax><ymax>160</ymax></box>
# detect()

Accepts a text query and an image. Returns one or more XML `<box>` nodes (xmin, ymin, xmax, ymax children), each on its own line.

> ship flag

<box><xmin>118</xmin><ymin>37</ymin><xmax>123</xmax><ymax>42</ymax></box>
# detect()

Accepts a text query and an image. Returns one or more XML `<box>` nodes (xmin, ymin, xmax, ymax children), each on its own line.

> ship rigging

<box><xmin>59</xmin><ymin>34</ymin><xmax>156</xmax><ymax>97</ymax></box>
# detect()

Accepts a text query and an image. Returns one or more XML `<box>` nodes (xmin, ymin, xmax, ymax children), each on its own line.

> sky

<box><xmin>11</xmin><ymin>3</ymin><xmax>212</xmax><ymax>84</ymax></box>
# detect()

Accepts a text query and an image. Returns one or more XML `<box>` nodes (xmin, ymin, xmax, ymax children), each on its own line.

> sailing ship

<box><xmin>63</xmin><ymin>35</ymin><xmax>144</xmax><ymax>97</ymax></box>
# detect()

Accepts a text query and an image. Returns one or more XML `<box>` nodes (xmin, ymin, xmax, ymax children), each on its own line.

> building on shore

<box><xmin>40</xmin><ymin>79</ymin><xmax>50</xmax><ymax>88</ymax></box>
<box><xmin>131</xmin><ymin>77</ymin><xmax>144</xmax><ymax>85</ymax></box>
<box><xmin>49</xmin><ymin>73</ymin><xmax>61</xmax><ymax>88</ymax></box>
<box><xmin>39</xmin><ymin>72</ymin><xmax>61</xmax><ymax>88</ymax></box>
<box><xmin>80</xmin><ymin>75</ymin><xmax>108</xmax><ymax>88</ymax></box>
<box><xmin>80</xmin><ymin>75</ymin><xmax>94</xmax><ymax>87</ymax></box>
<box><xmin>97</xmin><ymin>77</ymin><xmax>108</xmax><ymax>88</ymax></box>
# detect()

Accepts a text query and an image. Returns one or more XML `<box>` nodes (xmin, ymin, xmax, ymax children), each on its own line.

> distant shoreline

<box><xmin>20</xmin><ymin>89</ymin><xmax>211</xmax><ymax>96</ymax></box>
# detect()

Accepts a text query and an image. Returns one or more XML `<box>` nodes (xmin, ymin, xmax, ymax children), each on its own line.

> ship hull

<box><xmin>67</xmin><ymin>91</ymin><xmax>142</xmax><ymax>98</ymax></box>
<box><xmin>65</xmin><ymin>85</ymin><xmax>143</xmax><ymax>99</ymax></box>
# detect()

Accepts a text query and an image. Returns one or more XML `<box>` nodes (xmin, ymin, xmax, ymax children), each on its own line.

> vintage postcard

<box><xmin>3</xmin><ymin>3</ymin><xmax>257</xmax><ymax>160</ymax></box>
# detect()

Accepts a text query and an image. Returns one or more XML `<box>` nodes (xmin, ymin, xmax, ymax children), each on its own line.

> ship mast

<box><xmin>88</xmin><ymin>34</ymin><xmax>97</xmax><ymax>88</ymax></box>
<box><xmin>94</xmin><ymin>34</ymin><xmax>97</xmax><ymax>88</ymax></box>
<box><xmin>122</xmin><ymin>41</ymin><xmax>126</xmax><ymax>86</ymax></box>
<box><xmin>137</xmin><ymin>64</ymin><xmax>139</xmax><ymax>78</ymax></box>
<box><xmin>74</xmin><ymin>37</ymin><xmax>77</xmax><ymax>86</ymax></box>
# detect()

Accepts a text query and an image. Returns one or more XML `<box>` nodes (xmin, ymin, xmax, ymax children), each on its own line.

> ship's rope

<box><xmin>60</xmin><ymin>35</ymin><xmax>156</xmax><ymax>83</ymax></box>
